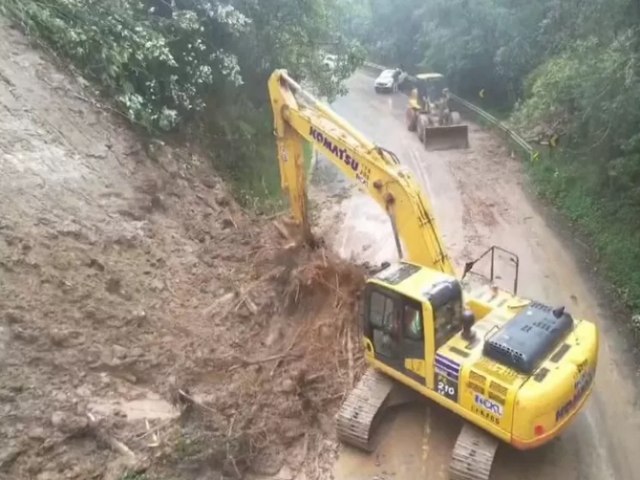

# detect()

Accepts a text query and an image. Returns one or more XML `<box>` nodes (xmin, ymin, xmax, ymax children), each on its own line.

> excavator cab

<box><xmin>363</xmin><ymin>275</ymin><xmax>464</xmax><ymax>377</ymax></box>
<box><xmin>406</xmin><ymin>73</ymin><xmax>469</xmax><ymax>151</ymax></box>
<box><xmin>345</xmin><ymin>264</ymin><xmax>470</xmax><ymax>453</ymax></box>
<box><xmin>361</xmin><ymin>263</ymin><xmax>466</xmax><ymax>390</ymax></box>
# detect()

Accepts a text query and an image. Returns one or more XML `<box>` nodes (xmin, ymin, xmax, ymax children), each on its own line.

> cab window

<box><xmin>434</xmin><ymin>300</ymin><xmax>462</xmax><ymax>348</ymax></box>
<box><xmin>426</xmin><ymin>280</ymin><xmax>464</xmax><ymax>349</ymax></box>
<box><xmin>369</xmin><ymin>290</ymin><xmax>395</xmax><ymax>331</ymax></box>
<box><xmin>402</xmin><ymin>304</ymin><xmax>423</xmax><ymax>341</ymax></box>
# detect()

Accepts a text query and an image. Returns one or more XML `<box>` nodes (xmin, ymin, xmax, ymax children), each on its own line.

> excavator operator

<box><xmin>403</xmin><ymin>304</ymin><xmax>422</xmax><ymax>340</ymax></box>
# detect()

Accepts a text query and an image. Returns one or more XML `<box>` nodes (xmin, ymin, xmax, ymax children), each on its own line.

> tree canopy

<box><xmin>1</xmin><ymin>0</ymin><xmax>364</xmax><ymax>131</ymax></box>
<box><xmin>341</xmin><ymin>0</ymin><xmax>640</xmax><ymax>310</ymax></box>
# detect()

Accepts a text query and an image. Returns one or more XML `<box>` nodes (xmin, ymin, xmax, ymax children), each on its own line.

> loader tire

<box><xmin>406</xmin><ymin>108</ymin><xmax>417</xmax><ymax>132</ymax></box>
<box><xmin>418</xmin><ymin>124</ymin><xmax>426</xmax><ymax>144</ymax></box>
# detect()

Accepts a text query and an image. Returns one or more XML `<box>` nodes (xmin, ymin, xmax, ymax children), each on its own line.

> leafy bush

<box><xmin>2</xmin><ymin>0</ymin><xmax>363</xmax><ymax>209</ymax></box>
<box><xmin>514</xmin><ymin>32</ymin><xmax>640</xmax><ymax>213</ymax></box>
<box><xmin>2</xmin><ymin>0</ymin><xmax>247</xmax><ymax>131</ymax></box>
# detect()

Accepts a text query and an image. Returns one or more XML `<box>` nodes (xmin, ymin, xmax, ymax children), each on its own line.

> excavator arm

<box><xmin>268</xmin><ymin>69</ymin><xmax>455</xmax><ymax>275</ymax></box>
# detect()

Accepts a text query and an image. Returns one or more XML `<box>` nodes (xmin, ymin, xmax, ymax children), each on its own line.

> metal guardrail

<box><xmin>361</xmin><ymin>61</ymin><xmax>539</xmax><ymax>162</ymax></box>
<box><xmin>448</xmin><ymin>93</ymin><xmax>536</xmax><ymax>162</ymax></box>
<box><xmin>362</xmin><ymin>61</ymin><xmax>388</xmax><ymax>73</ymax></box>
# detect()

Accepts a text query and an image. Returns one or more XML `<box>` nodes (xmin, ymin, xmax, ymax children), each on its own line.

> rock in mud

<box><xmin>278</xmin><ymin>378</ymin><xmax>297</xmax><ymax>393</ymax></box>
<box><xmin>220</xmin><ymin>217</ymin><xmax>235</xmax><ymax>229</ymax></box>
<box><xmin>48</xmin><ymin>329</ymin><xmax>69</xmax><ymax>347</ymax></box>
<box><xmin>111</xmin><ymin>344</ymin><xmax>128</xmax><ymax>360</ymax></box>
<box><xmin>5</xmin><ymin>310</ymin><xmax>24</xmax><ymax>325</ymax></box>
<box><xmin>150</xmin><ymin>193</ymin><xmax>165</xmax><ymax>211</ymax></box>
<box><xmin>50</xmin><ymin>411</ymin><xmax>88</xmax><ymax>435</ymax></box>
<box><xmin>0</xmin><ymin>445</ymin><xmax>25</xmax><ymax>469</ymax></box>
<box><xmin>200</xmin><ymin>176</ymin><xmax>217</xmax><ymax>189</ymax></box>
<box><xmin>149</xmin><ymin>278</ymin><xmax>165</xmax><ymax>292</ymax></box>
<box><xmin>27</xmin><ymin>426</ymin><xmax>46</xmax><ymax>441</ymax></box>
<box><xmin>87</xmin><ymin>258</ymin><xmax>105</xmax><ymax>272</ymax></box>
<box><xmin>130</xmin><ymin>310</ymin><xmax>147</xmax><ymax>324</ymax></box>
<box><xmin>105</xmin><ymin>277</ymin><xmax>122</xmax><ymax>295</ymax></box>
<box><xmin>215</xmin><ymin>194</ymin><xmax>230</xmax><ymax>207</ymax></box>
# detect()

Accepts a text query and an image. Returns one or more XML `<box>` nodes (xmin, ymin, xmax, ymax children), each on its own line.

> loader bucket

<box><xmin>423</xmin><ymin>124</ymin><xmax>469</xmax><ymax>151</ymax></box>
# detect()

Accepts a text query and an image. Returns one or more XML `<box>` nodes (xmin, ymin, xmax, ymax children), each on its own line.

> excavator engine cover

<box><xmin>483</xmin><ymin>302</ymin><xmax>574</xmax><ymax>374</ymax></box>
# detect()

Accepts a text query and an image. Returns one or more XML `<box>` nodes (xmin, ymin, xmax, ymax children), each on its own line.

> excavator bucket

<box><xmin>423</xmin><ymin>124</ymin><xmax>469</xmax><ymax>151</ymax></box>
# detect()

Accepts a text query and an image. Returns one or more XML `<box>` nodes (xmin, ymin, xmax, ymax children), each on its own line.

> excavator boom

<box><xmin>268</xmin><ymin>69</ymin><xmax>454</xmax><ymax>275</ymax></box>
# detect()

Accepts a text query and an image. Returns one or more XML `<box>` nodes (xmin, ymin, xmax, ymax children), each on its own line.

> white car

<box><xmin>322</xmin><ymin>53</ymin><xmax>337</xmax><ymax>70</ymax></box>
<box><xmin>374</xmin><ymin>68</ymin><xmax>407</xmax><ymax>93</ymax></box>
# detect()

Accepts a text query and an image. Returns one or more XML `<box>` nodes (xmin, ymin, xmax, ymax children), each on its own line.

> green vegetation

<box><xmin>2</xmin><ymin>0</ymin><xmax>639</xmax><ymax>318</ymax></box>
<box><xmin>0</xmin><ymin>0</ymin><xmax>364</xmax><ymax>209</ymax></box>
<box><xmin>339</xmin><ymin>0</ymin><xmax>640</xmax><ymax>317</ymax></box>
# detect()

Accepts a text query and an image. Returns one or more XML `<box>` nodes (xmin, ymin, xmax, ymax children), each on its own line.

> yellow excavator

<box><xmin>267</xmin><ymin>69</ymin><xmax>598</xmax><ymax>480</ymax></box>
<box><xmin>405</xmin><ymin>73</ymin><xmax>469</xmax><ymax>150</ymax></box>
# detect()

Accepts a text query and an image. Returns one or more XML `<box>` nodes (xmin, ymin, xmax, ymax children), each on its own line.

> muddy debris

<box><xmin>142</xmin><ymin>239</ymin><xmax>369</xmax><ymax>477</ymax></box>
<box><xmin>0</xmin><ymin>17</ymin><xmax>371</xmax><ymax>479</ymax></box>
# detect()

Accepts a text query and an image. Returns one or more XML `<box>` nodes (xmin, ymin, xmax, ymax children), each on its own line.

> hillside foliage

<box><xmin>0</xmin><ymin>0</ymin><xmax>364</xmax><ymax>211</ymax></box>
<box><xmin>342</xmin><ymin>0</ymin><xmax>640</xmax><ymax>313</ymax></box>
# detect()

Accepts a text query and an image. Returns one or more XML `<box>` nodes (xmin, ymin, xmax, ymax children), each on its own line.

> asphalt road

<box><xmin>310</xmin><ymin>70</ymin><xmax>640</xmax><ymax>480</ymax></box>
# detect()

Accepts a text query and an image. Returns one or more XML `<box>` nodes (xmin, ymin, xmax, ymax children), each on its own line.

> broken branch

<box><xmin>86</xmin><ymin>413</ymin><xmax>136</xmax><ymax>459</ymax></box>
<box><xmin>228</xmin><ymin>351</ymin><xmax>302</xmax><ymax>372</ymax></box>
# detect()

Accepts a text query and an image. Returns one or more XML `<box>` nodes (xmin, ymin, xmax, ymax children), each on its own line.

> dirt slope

<box><xmin>0</xmin><ymin>18</ymin><xmax>363</xmax><ymax>480</ymax></box>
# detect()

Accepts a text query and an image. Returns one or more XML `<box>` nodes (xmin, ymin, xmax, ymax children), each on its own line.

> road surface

<box><xmin>311</xmin><ymin>70</ymin><xmax>640</xmax><ymax>480</ymax></box>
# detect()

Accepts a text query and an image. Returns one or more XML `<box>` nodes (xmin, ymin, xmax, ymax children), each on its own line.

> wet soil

<box><xmin>0</xmin><ymin>18</ymin><xmax>363</xmax><ymax>480</ymax></box>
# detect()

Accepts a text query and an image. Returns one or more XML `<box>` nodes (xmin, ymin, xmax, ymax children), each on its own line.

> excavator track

<box><xmin>335</xmin><ymin>368</ymin><xmax>395</xmax><ymax>451</ymax></box>
<box><xmin>449</xmin><ymin>422</ymin><xmax>499</xmax><ymax>480</ymax></box>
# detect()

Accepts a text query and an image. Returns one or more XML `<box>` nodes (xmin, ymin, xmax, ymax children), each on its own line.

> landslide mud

<box><xmin>0</xmin><ymin>19</ymin><xmax>364</xmax><ymax>480</ymax></box>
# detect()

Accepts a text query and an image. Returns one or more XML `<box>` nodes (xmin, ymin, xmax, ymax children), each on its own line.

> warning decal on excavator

<box><xmin>435</xmin><ymin>353</ymin><xmax>460</xmax><ymax>379</ymax></box>
<box><xmin>436</xmin><ymin>371</ymin><xmax>458</xmax><ymax>402</ymax></box>
<box><xmin>435</xmin><ymin>354</ymin><xmax>460</xmax><ymax>402</ymax></box>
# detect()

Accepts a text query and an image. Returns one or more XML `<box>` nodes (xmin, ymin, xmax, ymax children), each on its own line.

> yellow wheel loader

<box><xmin>268</xmin><ymin>69</ymin><xmax>598</xmax><ymax>480</ymax></box>
<box><xmin>405</xmin><ymin>73</ymin><xmax>469</xmax><ymax>151</ymax></box>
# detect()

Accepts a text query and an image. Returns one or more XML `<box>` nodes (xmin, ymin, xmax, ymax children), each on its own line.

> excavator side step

<box><xmin>335</xmin><ymin>368</ymin><xmax>400</xmax><ymax>452</ymax></box>
<box><xmin>449</xmin><ymin>422</ymin><xmax>499</xmax><ymax>480</ymax></box>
